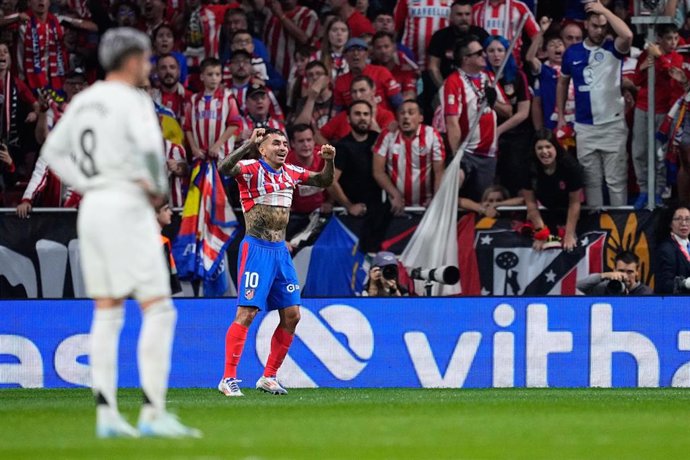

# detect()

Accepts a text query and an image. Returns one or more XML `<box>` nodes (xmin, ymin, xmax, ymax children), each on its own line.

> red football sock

<box><xmin>223</xmin><ymin>322</ymin><xmax>248</xmax><ymax>379</ymax></box>
<box><xmin>263</xmin><ymin>326</ymin><xmax>294</xmax><ymax>378</ymax></box>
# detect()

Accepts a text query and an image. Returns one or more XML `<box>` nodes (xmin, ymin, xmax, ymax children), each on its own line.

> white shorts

<box><xmin>77</xmin><ymin>188</ymin><xmax>171</xmax><ymax>301</ymax></box>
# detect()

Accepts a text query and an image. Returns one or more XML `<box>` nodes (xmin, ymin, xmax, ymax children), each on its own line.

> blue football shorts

<box><xmin>236</xmin><ymin>235</ymin><xmax>301</xmax><ymax>310</ymax></box>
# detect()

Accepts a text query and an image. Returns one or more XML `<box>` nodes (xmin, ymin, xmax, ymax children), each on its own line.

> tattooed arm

<box><xmin>304</xmin><ymin>144</ymin><xmax>335</xmax><ymax>187</ymax></box>
<box><xmin>218</xmin><ymin>128</ymin><xmax>265</xmax><ymax>176</ymax></box>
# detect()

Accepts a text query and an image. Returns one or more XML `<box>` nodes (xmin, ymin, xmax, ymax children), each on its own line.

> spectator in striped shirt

<box><xmin>373</xmin><ymin>99</ymin><xmax>445</xmax><ymax>214</ymax></box>
<box><xmin>183</xmin><ymin>57</ymin><xmax>241</xmax><ymax>162</ymax></box>
<box><xmin>223</xmin><ymin>50</ymin><xmax>283</xmax><ymax>120</ymax></box>
<box><xmin>394</xmin><ymin>0</ymin><xmax>451</xmax><ymax>70</ymax></box>
<box><xmin>152</xmin><ymin>54</ymin><xmax>191</xmax><ymax>124</ymax></box>
<box><xmin>227</xmin><ymin>29</ymin><xmax>285</xmax><ymax>91</ymax></box>
<box><xmin>17</xmin><ymin>67</ymin><xmax>87</xmax><ymax>217</ymax></box>
<box><xmin>237</xmin><ymin>82</ymin><xmax>287</xmax><ymax>143</ymax></box>
<box><xmin>263</xmin><ymin>0</ymin><xmax>318</xmax><ymax>79</ymax></box>
<box><xmin>444</xmin><ymin>35</ymin><xmax>510</xmax><ymax>202</ymax></box>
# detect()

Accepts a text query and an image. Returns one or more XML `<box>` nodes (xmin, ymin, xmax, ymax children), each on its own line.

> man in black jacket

<box><xmin>577</xmin><ymin>251</ymin><xmax>652</xmax><ymax>295</ymax></box>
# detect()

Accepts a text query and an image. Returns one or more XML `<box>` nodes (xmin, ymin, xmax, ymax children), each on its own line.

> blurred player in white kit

<box><xmin>40</xmin><ymin>28</ymin><xmax>201</xmax><ymax>439</ymax></box>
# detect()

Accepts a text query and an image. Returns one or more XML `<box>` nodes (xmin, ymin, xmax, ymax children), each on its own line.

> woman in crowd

<box><xmin>520</xmin><ymin>128</ymin><xmax>584</xmax><ymax>252</ymax></box>
<box><xmin>151</xmin><ymin>23</ymin><xmax>188</xmax><ymax>85</ymax></box>
<box><xmin>312</xmin><ymin>17</ymin><xmax>350</xmax><ymax>81</ymax></box>
<box><xmin>654</xmin><ymin>204</ymin><xmax>690</xmax><ymax>293</ymax></box>
<box><xmin>484</xmin><ymin>35</ymin><xmax>533</xmax><ymax>197</ymax></box>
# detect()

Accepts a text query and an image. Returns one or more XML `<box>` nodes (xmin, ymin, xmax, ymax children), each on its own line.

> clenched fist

<box><xmin>320</xmin><ymin>144</ymin><xmax>336</xmax><ymax>160</ymax></box>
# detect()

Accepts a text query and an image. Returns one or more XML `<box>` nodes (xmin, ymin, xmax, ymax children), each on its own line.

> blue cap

<box><xmin>372</xmin><ymin>251</ymin><xmax>397</xmax><ymax>267</ymax></box>
<box><xmin>344</xmin><ymin>38</ymin><xmax>369</xmax><ymax>52</ymax></box>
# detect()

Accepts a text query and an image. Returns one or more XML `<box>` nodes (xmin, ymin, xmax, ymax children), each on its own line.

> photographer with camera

<box><xmin>577</xmin><ymin>251</ymin><xmax>652</xmax><ymax>295</ymax></box>
<box><xmin>363</xmin><ymin>251</ymin><xmax>408</xmax><ymax>297</ymax></box>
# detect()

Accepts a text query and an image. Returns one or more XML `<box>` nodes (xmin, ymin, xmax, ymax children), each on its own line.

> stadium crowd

<box><xmin>3</xmin><ymin>0</ymin><xmax>690</xmax><ymax>253</ymax></box>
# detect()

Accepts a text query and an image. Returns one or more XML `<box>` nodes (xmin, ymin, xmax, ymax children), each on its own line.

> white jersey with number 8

<box><xmin>40</xmin><ymin>80</ymin><xmax>170</xmax><ymax>300</ymax></box>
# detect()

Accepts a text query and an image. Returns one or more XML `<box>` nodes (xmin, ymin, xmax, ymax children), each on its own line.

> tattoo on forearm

<box><xmin>245</xmin><ymin>204</ymin><xmax>290</xmax><ymax>242</ymax></box>
<box><xmin>218</xmin><ymin>141</ymin><xmax>255</xmax><ymax>176</ymax></box>
<box><xmin>305</xmin><ymin>159</ymin><xmax>334</xmax><ymax>187</ymax></box>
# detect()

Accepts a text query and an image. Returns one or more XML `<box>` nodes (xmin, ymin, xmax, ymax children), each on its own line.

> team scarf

<box><xmin>1</xmin><ymin>72</ymin><xmax>19</xmax><ymax>147</ymax></box>
<box><xmin>23</xmin><ymin>11</ymin><xmax>66</xmax><ymax>90</ymax></box>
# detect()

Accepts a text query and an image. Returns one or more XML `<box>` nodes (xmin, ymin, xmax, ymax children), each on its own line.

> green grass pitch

<box><xmin>2</xmin><ymin>388</ymin><xmax>690</xmax><ymax>459</ymax></box>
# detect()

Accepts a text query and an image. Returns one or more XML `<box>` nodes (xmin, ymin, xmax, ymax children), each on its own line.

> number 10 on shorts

<box><xmin>244</xmin><ymin>272</ymin><xmax>259</xmax><ymax>288</ymax></box>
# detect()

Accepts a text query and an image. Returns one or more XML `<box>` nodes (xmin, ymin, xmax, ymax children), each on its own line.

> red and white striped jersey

<box><xmin>183</xmin><ymin>88</ymin><xmax>241</xmax><ymax>158</ymax></box>
<box><xmin>236</xmin><ymin>115</ymin><xmax>287</xmax><ymax>141</ymax></box>
<box><xmin>225</xmin><ymin>81</ymin><xmax>284</xmax><ymax>121</ymax></box>
<box><xmin>152</xmin><ymin>84</ymin><xmax>192</xmax><ymax>123</ymax></box>
<box><xmin>373</xmin><ymin>125</ymin><xmax>445</xmax><ymax>207</ymax></box>
<box><xmin>264</xmin><ymin>6</ymin><xmax>318</xmax><ymax>79</ymax></box>
<box><xmin>164</xmin><ymin>139</ymin><xmax>188</xmax><ymax>207</ymax></box>
<box><xmin>184</xmin><ymin>4</ymin><xmax>225</xmax><ymax>68</ymax></box>
<box><xmin>394</xmin><ymin>0</ymin><xmax>451</xmax><ymax>69</ymax></box>
<box><xmin>235</xmin><ymin>159</ymin><xmax>311</xmax><ymax>212</ymax></box>
<box><xmin>442</xmin><ymin>70</ymin><xmax>505</xmax><ymax>158</ymax></box>
<box><xmin>471</xmin><ymin>0</ymin><xmax>539</xmax><ymax>63</ymax></box>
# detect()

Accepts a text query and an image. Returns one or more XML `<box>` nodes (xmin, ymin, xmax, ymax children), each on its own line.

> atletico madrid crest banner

<box><xmin>474</xmin><ymin>230</ymin><xmax>606</xmax><ymax>296</ymax></box>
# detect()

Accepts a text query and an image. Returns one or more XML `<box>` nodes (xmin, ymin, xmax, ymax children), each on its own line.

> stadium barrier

<box><xmin>2</xmin><ymin>296</ymin><xmax>690</xmax><ymax>389</ymax></box>
<box><xmin>0</xmin><ymin>208</ymin><xmax>664</xmax><ymax>298</ymax></box>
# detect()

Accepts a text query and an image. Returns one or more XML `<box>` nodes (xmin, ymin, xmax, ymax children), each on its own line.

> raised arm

<box><xmin>585</xmin><ymin>1</ymin><xmax>632</xmax><ymax>53</ymax></box>
<box><xmin>218</xmin><ymin>128</ymin><xmax>264</xmax><ymax>176</ymax></box>
<box><xmin>304</xmin><ymin>144</ymin><xmax>335</xmax><ymax>187</ymax></box>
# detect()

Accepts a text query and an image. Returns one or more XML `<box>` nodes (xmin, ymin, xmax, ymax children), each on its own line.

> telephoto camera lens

<box><xmin>382</xmin><ymin>265</ymin><xmax>398</xmax><ymax>281</ymax></box>
<box><xmin>606</xmin><ymin>279</ymin><xmax>625</xmax><ymax>295</ymax></box>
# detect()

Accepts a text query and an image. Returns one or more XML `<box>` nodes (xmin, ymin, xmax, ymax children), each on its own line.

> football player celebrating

<box><xmin>217</xmin><ymin>128</ymin><xmax>335</xmax><ymax>396</ymax></box>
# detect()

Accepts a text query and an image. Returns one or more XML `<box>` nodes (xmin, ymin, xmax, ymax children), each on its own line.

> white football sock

<box><xmin>138</xmin><ymin>298</ymin><xmax>176</xmax><ymax>420</ymax></box>
<box><xmin>90</xmin><ymin>306</ymin><xmax>124</xmax><ymax>413</ymax></box>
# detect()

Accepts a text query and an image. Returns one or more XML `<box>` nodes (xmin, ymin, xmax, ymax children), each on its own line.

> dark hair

<box><xmin>154</xmin><ymin>197</ymin><xmax>170</xmax><ymax>212</ymax></box>
<box><xmin>231</xmin><ymin>29</ymin><xmax>252</xmax><ymax>40</ymax></box>
<box><xmin>398</xmin><ymin>98</ymin><xmax>421</xmax><ymax>113</ymax></box>
<box><xmin>306</xmin><ymin>60</ymin><xmax>328</xmax><ymax>73</ymax></box>
<box><xmin>656</xmin><ymin>23</ymin><xmax>679</xmax><ymax>37</ymax></box>
<box><xmin>156</xmin><ymin>53</ymin><xmax>178</xmax><ymax>65</ymax></box>
<box><xmin>227</xmin><ymin>7</ymin><xmax>246</xmax><ymax>18</ymax></box>
<box><xmin>453</xmin><ymin>34</ymin><xmax>481</xmax><ymax>65</ymax></box>
<box><xmin>372</xmin><ymin>31</ymin><xmax>395</xmax><ymax>44</ymax></box>
<box><xmin>152</xmin><ymin>23</ymin><xmax>175</xmax><ymax>42</ymax></box>
<box><xmin>294</xmin><ymin>43</ymin><xmax>315</xmax><ymax>58</ymax></box>
<box><xmin>543</xmin><ymin>33</ymin><xmax>564</xmax><ymax>50</ymax></box>
<box><xmin>350</xmin><ymin>75</ymin><xmax>375</xmax><ymax>89</ymax></box>
<box><xmin>347</xmin><ymin>0</ymin><xmax>357</xmax><ymax>6</ymax></box>
<box><xmin>531</xmin><ymin>128</ymin><xmax>566</xmax><ymax>165</ymax></box>
<box><xmin>614</xmin><ymin>250</ymin><xmax>640</xmax><ymax>267</ymax></box>
<box><xmin>348</xmin><ymin>99</ymin><xmax>373</xmax><ymax>114</ymax></box>
<box><xmin>372</xmin><ymin>9</ymin><xmax>393</xmax><ymax>19</ymax></box>
<box><xmin>261</xmin><ymin>128</ymin><xmax>287</xmax><ymax>141</ymax></box>
<box><xmin>452</xmin><ymin>0</ymin><xmax>473</xmax><ymax>7</ymax></box>
<box><xmin>657</xmin><ymin>203</ymin><xmax>690</xmax><ymax>242</ymax></box>
<box><xmin>289</xmin><ymin>123</ymin><xmax>313</xmax><ymax>140</ymax></box>
<box><xmin>200</xmin><ymin>57</ymin><xmax>221</xmax><ymax>72</ymax></box>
